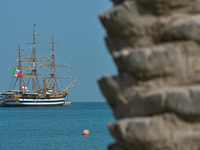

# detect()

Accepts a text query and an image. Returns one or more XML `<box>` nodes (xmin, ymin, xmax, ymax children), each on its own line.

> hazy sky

<box><xmin>0</xmin><ymin>1</ymin><xmax>117</xmax><ymax>102</ymax></box>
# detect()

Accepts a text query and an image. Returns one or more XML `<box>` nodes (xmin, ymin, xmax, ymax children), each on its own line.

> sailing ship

<box><xmin>0</xmin><ymin>25</ymin><xmax>76</xmax><ymax>107</ymax></box>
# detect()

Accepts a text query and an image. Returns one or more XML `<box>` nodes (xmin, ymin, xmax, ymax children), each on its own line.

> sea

<box><xmin>0</xmin><ymin>102</ymin><xmax>115</xmax><ymax>150</ymax></box>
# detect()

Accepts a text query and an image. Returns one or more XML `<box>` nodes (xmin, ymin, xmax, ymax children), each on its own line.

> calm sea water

<box><xmin>0</xmin><ymin>102</ymin><xmax>114</xmax><ymax>150</ymax></box>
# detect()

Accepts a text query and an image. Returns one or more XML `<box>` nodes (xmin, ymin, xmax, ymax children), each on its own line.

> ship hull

<box><xmin>1</xmin><ymin>97</ymin><xmax>65</xmax><ymax>107</ymax></box>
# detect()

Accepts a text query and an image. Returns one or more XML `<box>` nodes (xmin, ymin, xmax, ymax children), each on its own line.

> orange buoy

<box><xmin>82</xmin><ymin>129</ymin><xmax>89</xmax><ymax>135</ymax></box>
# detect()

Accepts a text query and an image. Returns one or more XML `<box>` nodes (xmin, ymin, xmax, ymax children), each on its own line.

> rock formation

<box><xmin>98</xmin><ymin>0</ymin><xmax>200</xmax><ymax>149</ymax></box>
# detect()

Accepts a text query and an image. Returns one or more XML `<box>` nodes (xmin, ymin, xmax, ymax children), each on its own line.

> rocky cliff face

<box><xmin>98</xmin><ymin>0</ymin><xmax>200</xmax><ymax>149</ymax></box>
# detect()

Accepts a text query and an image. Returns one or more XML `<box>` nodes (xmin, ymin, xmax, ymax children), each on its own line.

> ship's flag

<box><xmin>12</xmin><ymin>67</ymin><xmax>22</xmax><ymax>78</ymax></box>
<box><xmin>18</xmin><ymin>70</ymin><xmax>22</xmax><ymax>78</ymax></box>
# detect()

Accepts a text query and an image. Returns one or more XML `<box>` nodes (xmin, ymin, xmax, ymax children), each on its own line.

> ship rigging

<box><xmin>1</xmin><ymin>25</ymin><xmax>76</xmax><ymax>107</ymax></box>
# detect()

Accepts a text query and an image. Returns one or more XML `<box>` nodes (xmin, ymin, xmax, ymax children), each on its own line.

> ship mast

<box><xmin>16</xmin><ymin>43</ymin><xmax>24</xmax><ymax>91</ymax></box>
<box><xmin>32</xmin><ymin>26</ymin><xmax>36</xmax><ymax>91</ymax></box>
<box><xmin>11</xmin><ymin>43</ymin><xmax>26</xmax><ymax>91</ymax></box>
<box><xmin>25</xmin><ymin>24</ymin><xmax>44</xmax><ymax>92</ymax></box>
<box><xmin>40</xmin><ymin>34</ymin><xmax>70</xmax><ymax>93</ymax></box>
<box><xmin>46</xmin><ymin>34</ymin><xmax>61</xmax><ymax>92</ymax></box>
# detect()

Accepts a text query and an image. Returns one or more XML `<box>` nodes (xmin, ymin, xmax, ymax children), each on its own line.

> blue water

<box><xmin>0</xmin><ymin>102</ymin><xmax>114</xmax><ymax>150</ymax></box>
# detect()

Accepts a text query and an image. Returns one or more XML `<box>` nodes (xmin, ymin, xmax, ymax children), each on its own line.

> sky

<box><xmin>0</xmin><ymin>0</ymin><xmax>117</xmax><ymax>102</ymax></box>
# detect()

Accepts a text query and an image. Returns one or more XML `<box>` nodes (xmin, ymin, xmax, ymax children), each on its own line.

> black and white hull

<box><xmin>1</xmin><ymin>97</ymin><xmax>65</xmax><ymax>107</ymax></box>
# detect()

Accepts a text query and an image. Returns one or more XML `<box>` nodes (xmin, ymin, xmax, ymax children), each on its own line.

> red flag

<box><xmin>18</xmin><ymin>71</ymin><xmax>22</xmax><ymax>78</ymax></box>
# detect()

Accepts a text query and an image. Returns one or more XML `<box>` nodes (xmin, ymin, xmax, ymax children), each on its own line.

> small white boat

<box><xmin>63</xmin><ymin>101</ymin><xmax>72</xmax><ymax>106</ymax></box>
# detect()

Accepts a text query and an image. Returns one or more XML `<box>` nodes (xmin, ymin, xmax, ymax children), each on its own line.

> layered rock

<box><xmin>98</xmin><ymin>0</ymin><xmax>200</xmax><ymax>149</ymax></box>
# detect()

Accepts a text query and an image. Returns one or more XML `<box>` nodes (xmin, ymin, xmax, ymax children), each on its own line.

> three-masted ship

<box><xmin>0</xmin><ymin>25</ymin><xmax>76</xmax><ymax>107</ymax></box>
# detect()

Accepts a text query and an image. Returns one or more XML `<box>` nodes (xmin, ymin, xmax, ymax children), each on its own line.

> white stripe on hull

<box><xmin>3</xmin><ymin>98</ymin><xmax>65</xmax><ymax>106</ymax></box>
<box><xmin>18</xmin><ymin>102</ymin><xmax>64</xmax><ymax>105</ymax></box>
<box><xmin>5</xmin><ymin>102</ymin><xmax>64</xmax><ymax>106</ymax></box>
<box><xmin>19</xmin><ymin>98</ymin><xmax>65</xmax><ymax>102</ymax></box>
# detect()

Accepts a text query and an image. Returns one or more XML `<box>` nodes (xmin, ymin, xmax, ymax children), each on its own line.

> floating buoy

<box><xmin>82</xmin><ymin>129</ymin><xmax>89</xmax><ymax>135</ymax></box>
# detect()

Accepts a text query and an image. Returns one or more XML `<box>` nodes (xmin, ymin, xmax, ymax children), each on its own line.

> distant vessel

<box><xmin>1</xmin><ymin>25</ymin><xmax>76</xmax><ymax>107</ymax></box>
